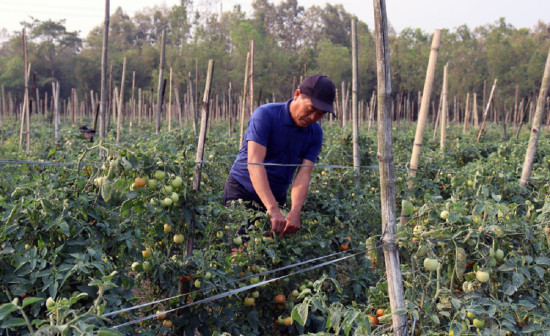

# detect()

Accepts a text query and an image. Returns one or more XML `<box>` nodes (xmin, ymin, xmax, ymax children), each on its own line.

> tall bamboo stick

<box><xmin>440</xmin><ymin>63</ymin><xmax>448</xmax><ymax>150</ymax></box>
<box><xmin>99</xmin><ymin>0</ymin><xmax>110</xmax><ymax>141</ymax></box>
<box><xmin>156</xmin><ymin>30</ymin><xmax>166</xmax><ymax>135</ymax></box>
<box><xmin>116</xmin><ymin>57</ymin><xmax>126</xmax><ymax>143</ymax></box>
<box><xmin>476</xmin><ymin>79</ymin><xmax>498</xmax><ymax>143</ymax></box>
<box><xmin>239</xmin><ymin>52</ymin><xmax>250</xmax><ymax>148</ymax></box>
<box><xmin>519</xmin><ymin>46</ymin><xmax>550</xmax><ymax>187</ymax></box>
<box><xmin>373</xmin><ymin>1</ymin><xmax>408</xmax><ymax>334</ymax></box>
<box><xmin>462</xmin><ymin>93</ymin><xmax>470</xmax><ymax>134</ymax></box>
<box><xmin>168</xmin><ymin>67</ymin><xmax>173</xmax><ymax>132</ymax></box>
<box><xmin>249</xmin><ymin>40</ymin><xmax>254</xmax><ymax>116</ymax></box>
<box><xmin>187</xmin><ymin>59</ymin><xmax>215</xmax><ymax>257</ymax></box>
<box><xmin>351</xmin><ymin>17</ymin><xmax>360</xmax><ymax>186</ymax></box>
<box><xmin>408</xmin><ymin>29</ymin><xmax>442</xmax><ymax>179</ymax></box>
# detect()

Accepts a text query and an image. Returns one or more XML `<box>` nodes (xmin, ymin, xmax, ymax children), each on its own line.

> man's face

<box><xmin>290</xmin><ymin>91</ymin><xmax>327</xmax><ymax>127</ymax></box>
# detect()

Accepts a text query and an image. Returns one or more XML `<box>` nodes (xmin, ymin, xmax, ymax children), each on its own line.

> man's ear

<box><xmin>293</xmin><ymin>89</ymin><xmax>301</xmax><ymax>99</ymax></box>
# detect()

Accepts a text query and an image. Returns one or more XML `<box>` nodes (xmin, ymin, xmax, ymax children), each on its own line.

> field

<box><xmin>1</xmin><ymin>115</ymin><xmax>550</xmax><ymax>336</ymax></box>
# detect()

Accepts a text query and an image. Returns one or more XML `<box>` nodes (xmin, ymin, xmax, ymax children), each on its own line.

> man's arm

<box><xmin>284</xmin><ymin>158</ymin><xmax>315</xmax><ymax>235</ymax></box>
<box><xmin>247</xmin><ymin>140</ymin><xmax>287</xmax><ymax>235</ymax></box>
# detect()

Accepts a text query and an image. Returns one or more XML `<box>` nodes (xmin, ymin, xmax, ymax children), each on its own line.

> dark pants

<box><xmin>223</xmin><ymin>174</ymin><xmax>286</xmax><ymax>210</ymax></box>
<box><xmin>223</xmin><ymin>174</ymin><xmax>286</xmax><ymax>237</ymax></box>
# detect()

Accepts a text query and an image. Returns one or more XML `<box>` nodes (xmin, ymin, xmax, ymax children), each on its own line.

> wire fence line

<box><xmin>107</xmin><ymin>242</ymin><xmax>393</xmax><ymax>330</ymax></box>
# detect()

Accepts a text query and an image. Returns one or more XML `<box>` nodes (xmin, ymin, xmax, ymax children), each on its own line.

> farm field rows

<box><xmin>1</xmin><ymin>117</ymin><xmax>550</xmax><ymax>335</ymax></box>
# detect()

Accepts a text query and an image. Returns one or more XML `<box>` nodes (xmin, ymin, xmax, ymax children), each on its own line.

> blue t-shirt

<box><xmin>230</xmin><ymin>99</ymin><xmax>323</xmax><ymax>200</ymax></box>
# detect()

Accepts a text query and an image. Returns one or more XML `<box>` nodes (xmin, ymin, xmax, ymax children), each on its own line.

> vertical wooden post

<box><xmin>116</xmin><ymin>56</ymin><xmax>126</xmax><ymax>143</ymax></box>
<box><xmin>408</xmin><ymin>29</ymin><xmax>441</xmax><ymax>180</ymax></box>
<box><xmin>131</xmin><ymin>71</ymin><xmax>135</xmax><ymax>130</ymax></box>
<box><xmin>168</xmin><ymin>67</ymin><xmax>173</xmax><ymax>132</ymax></box>
<box><xmin>476</xmin><ymin>79</ymin><xmax>497</xmax><ymax>143</ymax></box>
<box><xmin>249</xmin><ymin>40</ymin><xmax>254</xmax><ymax>116</ymax></box>
<box><xmin>520</xmin><ymin>46</ymin><xmax>550</xmax><ymax>187</ymax></box>
<box><xmin>187</xmin><ymin>59</ymin><xmax>215</xmax><ymax>257</ymax></box>
<box><xmin>373</xmin><ymin>1</ymin><xmax>408</xmax><ymax>335</ymax></box>
<box><xmin>188</xmin><ymin>72</ymin><xmax>197</xmax><ymax>136</ymax></box>
<box><xmin>351</xmin><ymin>17</ymin><xmax>360</xmax><ymax>186</ymax></box>
<box><xmin>156</xmin><ymin>30</ymin><xmax>166</xmax><ymax>135</ymax></box>
<box><xmin>19</xmin><ymin>29</ymin><xmax>31</xmax><ymax>154</ymax></box>
<box><xmin>440</xmin><ymin>63</ymin><xmax>448</xmax><ymax>150</ymax></box>
<box><xmin>1</xmin><ymin>85</ymin><xmax>5</xmax><ymax>126</ymax></box>
<box><xmin>462</xmin><ymin>93</ymin><xmax>470</xmax><ymax>134</ymax></box>
<box><xmin>239</xmin><ymin>52</ymin><xmax>250</xmax><ymax>148</ymax></box>
<box><xmin>52</xmin><ymin>82</ymin><xmax>59</xmax><ymax>141</ymax></box>
<box><xmin>99</xmin><ymin>0</ymin><xmax>110</xmax><ymax>141</ymax></box>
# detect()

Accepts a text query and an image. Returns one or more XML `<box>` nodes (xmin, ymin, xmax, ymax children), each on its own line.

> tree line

<box><xmin>0</xmin><ymin>0</ymin><xmax>549</xmax><ymax>115</ymax></box>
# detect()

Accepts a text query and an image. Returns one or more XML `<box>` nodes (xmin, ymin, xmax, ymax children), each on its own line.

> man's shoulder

<box><xmin>254</xmin><ymin>102</ymin><xmax>287</xmax><ymax>116</ymax></box>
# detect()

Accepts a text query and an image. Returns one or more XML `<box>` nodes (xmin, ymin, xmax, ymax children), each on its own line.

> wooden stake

<box><xmin>440</xmin><ymin>63</ymin><xmax>448</xmax><ymax>150</ymax></box>
<box><xmin>476</xmin><ymin>79</ymin><xmax>497</xmax><ymax>143</ymax></box>
<box><xmin>249</xmin><ymin>40</ymin><xmax>254</xmax><ymax>116</ymax></box>
<box><xmin>462</xmin><ymin>93</ymin><xmax>470</xmax><ymax>134</ymax></box>
<box><xmin>168</xmin><ymin>67</ymin><xmax>173</xmax><ymax>132</ymax></box>
<box><xmin>239</xmin><ymin>52</ymin><xmax>250</xmax><ymax>148</ymax></box>
<box><xmin>116</xmin><ymin>57</ymin><xmax>126</xmax><ymax>143</ymax></box>
<box><xmin>156</xmin><ymin>30</ymin><xmax>166</xmax><ymax>135</ymax></box>
<box><xmin>187</xmin><ymin>59</ymin><xmax>215</xmax><ymax>257</ymax></box>
<box><xmin>408</xmin><ymin>29</ymin><xmax>442</xmax><ymax>179</ymax></box>
<box><xmin>373</xmin><ymin>1</ymin><xmax>408</xmax><ymax>334</ymax></box>
<box><xmin>520</xmin><ymin>46</ymin><xmax>550</xmax><ymax>187</ymax></box>
<box><xmin>351</xmin><ymin>17</ymin><xmax>360</xmax><ymax>186</ymax></box>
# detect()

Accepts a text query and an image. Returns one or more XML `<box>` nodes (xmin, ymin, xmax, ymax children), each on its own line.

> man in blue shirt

<box><xmin>223</xmin><ymin>74</ymin><xmax>335</xmax><ymax>237</ymax></box>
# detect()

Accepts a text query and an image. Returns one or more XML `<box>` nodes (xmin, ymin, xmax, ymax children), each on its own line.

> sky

<box><xmin>1</xmin><ymin>0</ymin><xmax>549</xmax><ymax>39</ymax></box>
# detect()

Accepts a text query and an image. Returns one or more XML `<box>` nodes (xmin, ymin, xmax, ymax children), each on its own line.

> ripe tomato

<box><xmin>283</xmin><ymin>317</ymin><xmax>293</xmax><ymax>326</ymax></box>
<box><xmin>340</xmin><ymin>243</ymin><xmax>350</xmax><ymax>251</ymax></box>
<box><xmin>274</xmin><ymin>294</ymin><xmax>286</xmax><ymax>305</ymax></box>
<box><xmin>162</xmin><ymin>320</ymin><xmax>172</xmax><ymax>328</ymax></box>
<box><xmin>368</xmin><ymin>315</ymin><xmax>378</xmax><ymax>325</ymax></box>
<box><xmin>376</xmin><ymin>308</ymin><xmax>385</xmax><ymax>317</ymax></box>
<box><xmin>135</xmin><ymin>177</ymin><xmax>146</xmax><ymax>188</ymax></box>
<box><xmin>156</xmin><ymin>310</ymin><xmax>167</xmax><ymax>320</ymax></box>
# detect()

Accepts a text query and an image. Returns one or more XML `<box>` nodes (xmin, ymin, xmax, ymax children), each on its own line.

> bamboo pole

<box><xmin>1</xmin><ymin>85</ymin><xmax>5</xmax><ymax>126</ymax></box>
<box><xmin>156</xmin><ymin>30</ymin><xmax>166</xmax><ymax>135</ymax></box>
<box><xmin>408</xmin><ymin>29</ymin><xmax>442</xmax><ymax>179</ymax></box>
<box><xmin>188</xmin><ymin>72</ymin><xmax>197</xmax><ymax>136</ymax></box>
<box><xmin>249</xmin><ymin>40</ymin><xmax>254</xmax><ymax>116</ymax></box>
<box><xmin>19</xmin><ymin>29</ymin><xmax>31</xmax><ymax>154</ymax></box>
<box><xmin>351</xmin><ymin>17</ymin><xmax>360</xmax><ymax>186</ymax></box>
<box><xmin>462</xmin><ymin>93</ymin><xmax>470</xmax><ymax>134</ymax></box>
<box><xmin>168</xmin><ymin>67</ymin><xmax>173</xmax><ymax>132</ymax></box>
<box><xmin>53</xmin><ymin>82</ymin><xmax>60</xmax><ymax>141</ymax></box>
<box><xmin>116</xmin><ymin>57</ymin><xmax>126</xmax><ymax>143</ymax></box>
<box><xmin>239</xmin><ymin>52</ymin><xmax>250</xmax><ymax>148</ymax></box>
<box><xmin>373</xmin><ymin>1</ymin><xmax>408</xmax><ymax>334</ymax></box>
<box><xmin>99</xmin><ymin>0</ymin><xmax>110</xmax><ymax>141</ymax></box>
<box><xmin>187</xmin><ymin>59</ymin><xmax>215</xmax><ymax>257</ymax></box>
<box><xmin>174</xmin><ymin>89</ymin><xmax>183</xmax><ymax>130</ymax></box>
<box><xmin>476</xmin><ymin>79</ymin><xmax>497</xmax><ymax>143</ymax></box>
<box><xmin>440</xmin><ymin>63</ymin><xmax>448</xmax><ymax>150</ymax></box>
<box><xmin>519</xmin><ymin>46</ymin><xmax>550</xmax><ymax>187</ymax></box>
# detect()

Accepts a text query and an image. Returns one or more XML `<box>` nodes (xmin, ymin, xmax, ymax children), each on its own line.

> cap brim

<box><xmin>310</xmin><ymin>96</ymin><xmax>334</xmax><ymax>114</ymax></box>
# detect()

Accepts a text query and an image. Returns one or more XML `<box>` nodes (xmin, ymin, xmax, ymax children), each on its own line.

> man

<box><xmin>223</xmin><ymin>74</ymin><xmax>335</xmax><ymax>237</ymax></box>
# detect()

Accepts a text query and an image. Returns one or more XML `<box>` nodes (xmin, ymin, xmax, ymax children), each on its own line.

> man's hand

<box><xmin>269</xmin><ymin>208</ymin><xmax>287</xmax><ymax>236</ymax></box>
<box><xmin>283</xmin><ymin>209</ymin><xmax>301</xmax><ymax>235</ymax></box>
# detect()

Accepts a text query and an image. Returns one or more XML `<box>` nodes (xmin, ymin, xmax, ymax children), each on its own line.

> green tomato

<box><xmin>142</xmin><ymin>261</ymin><xmax>153</xmax><ymax>272</ymax></box>
<box><xmin>473</xmin><ymin>319</ymin><xmax>485</xmax><ymax>329</ymax></box>
<box><xmin>440</xmin><ymin>210</ymin><xmax>450</xmax><ymax>220</ymax></box>
<box><xmin>163</xmin><ymin>185</ymin><xmax>173</xmax><ymax>193</ymax></box>
<box><xmin>171</xmin><ymin>176</ymin><xmax>183</xmax><ymax>188</ymax></box>
<box><xmin>424</xmin><ymin>258</ymin><xmax>440</xmax><ymax>272</ymax></box>
<box><xmin>147</xmin><ymin>179</ymin><xmax>159</xmax><ymax>189</ymax></box>
<box><xmin>233</xmin><ymin>236</ymin><xmax>242</xmax><ymax>246</ymax></box>
<box><xmin>476</xmin><ymin>271</ymin><xmax>490</xmax><ymax>283</ymax></box>
<box><xmin>495</xmin><ymin>249</ymin><xmax>505</xmax><ymax>260</ymax></box>
<box><xmin>131</xmin><ymin>262</ymin><xmax>142</xmax><ymax>272</ymax></box>
<box><xmin>154</xmin><ymin>170</ymin><xmax>166</xmax><ymax>180</ymax></box>
<box><xmin>194</xmin><ymin>279</ymin><xmax>201</xmax><ymax>288</ymax></box>
<box><xmin>170</xmin><ymin>192</ymin><xmax>179</xmax><ymax>203</ymax></box>
<box><xmin>205</xmin><ymin>272</ymin><xmax>212</xmax><ymax>280</ymax></box>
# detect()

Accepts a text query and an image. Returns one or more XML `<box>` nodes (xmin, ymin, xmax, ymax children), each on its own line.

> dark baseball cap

<box><xmin>298</xmin><ymin>74</ymin><xmax>335</xmax><ymax>114</ymax></box>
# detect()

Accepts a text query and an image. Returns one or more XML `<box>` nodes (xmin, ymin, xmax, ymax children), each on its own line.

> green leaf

<box><xmin>22</xmin><ymin>297</ymin><xmax>43</xmax><ymax>308</ymax></box>
<box><xmin>1</xmin><ymin>317</ymin><xmax>25</xmax><ymax>328</ymax></box>
<box><xmin>0</xmin><ymin>303</ymin><xmax>18</xmax><ymax>319</ymax></box>
<box><xmin>535</xmin><ymin>256</ymin><xmax>550</xmax><ymax>266</ymax></box>
<box><xmin>512</xmin><ymin>272</ymin><xmax>524</xmax><ymax>288</ymax></box>
<box><xmin>97</xmin><ymin>327</ymin><xmax>123</xmax><ymax>336</ymax></box>
<box><xmin>292</xmin><ymin>302</ymin><xmax>309</xmax><ymax>327</ymax></box>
